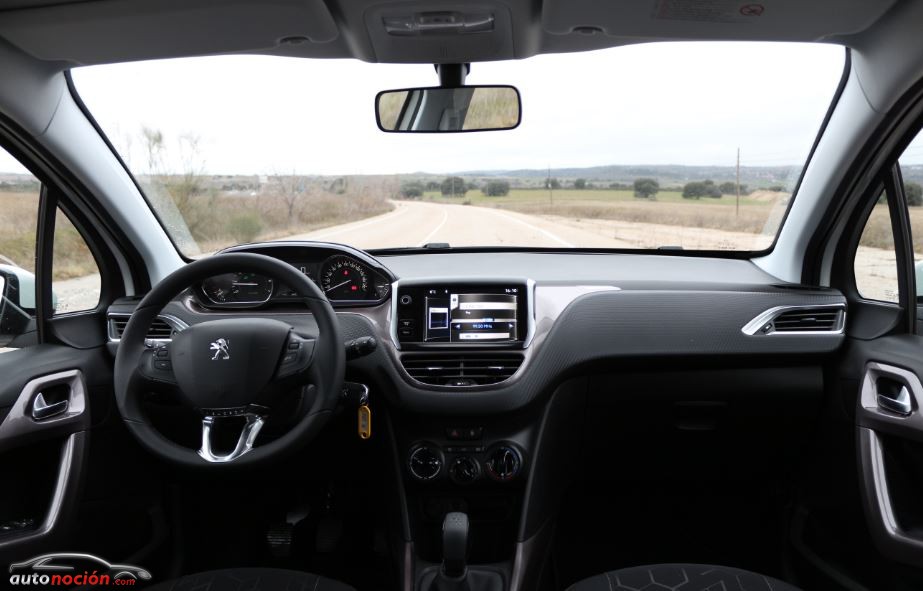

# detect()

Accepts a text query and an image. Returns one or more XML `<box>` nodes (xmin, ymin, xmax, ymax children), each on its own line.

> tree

<box><xmin>574</xmin><ymin>178</ymin><xmax>587</xmax><ymax>190</ymax></box>
<box><xmin>400</xmin><ymin>181</ymin><xmax>424</xmax><ymax>199</ymax></box>
<box><xmin>484</xmin><ymin>180</ymin><xmax>511</xmax><ymax>197</ymax></box>
<box><xmin>547</xmin><ymin>178</ymin><xmax>561</xmax><ymax>190</ymax></box>
<box><xmin>682</xmin><ymin>180</ymin><xmax>721</xmax><ymax>199</ymax></box>
<box><xmin>633</xmin><ymin>178</ymin><xmax>660</xmax><ymax>199</ymax></box>
<box><xmin>440</xmin><ymin>176</ymin><xmax>467</xmax><ymax>197</ymax></box>
<box><xmin>905</xmin><ymin>182</ymin><xmax>923</xmax><ymax>207</ymax></box>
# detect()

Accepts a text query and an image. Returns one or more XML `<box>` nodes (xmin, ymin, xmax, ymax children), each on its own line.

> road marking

<box><xmin>417</xmin><ymin>208</ymin><xmax>449</xmax><ymax>246</ymax></box>
<box><xmin>485</xmin><ymin>209</ymin><xmax>575</xmax><ymax>247</ymax></box>
<box><xmin>311</xmin><ymin>205</ymin><xmax>409</xmax><ymax>240</ymax></box>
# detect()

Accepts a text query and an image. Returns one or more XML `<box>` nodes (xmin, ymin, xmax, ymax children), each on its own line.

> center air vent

<box><xmin>108</xmin><ymin>314</ymin><xmax>186</xmax><ymax>342</ymax></box>
<box><xmin>742</xmin><ymin>305</ymin><xmax>845</xmax><ymax>336</ymax></box>
<box><xmin>401</xmin><ymin>353</ymin><xmax>524</xmax><ymax>386</ymax></box>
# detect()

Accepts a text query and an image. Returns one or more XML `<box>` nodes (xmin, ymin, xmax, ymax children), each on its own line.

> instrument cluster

<box><xmin>193</xmin><ymin>245</ymin><xmax>392</xmax><ymax>309</ymax></box>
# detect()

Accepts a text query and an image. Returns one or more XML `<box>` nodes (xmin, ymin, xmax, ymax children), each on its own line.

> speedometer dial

<box><xmin>321</xmin><ymin>256</ymin><xmax>370</xmax><ymax>300</ymax></box>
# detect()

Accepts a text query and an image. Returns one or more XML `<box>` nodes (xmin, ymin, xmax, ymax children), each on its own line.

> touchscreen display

<box><xmin>424</xmin><ymin>288</ymin><xmax>520</xmax><ymax>343</ymax></box>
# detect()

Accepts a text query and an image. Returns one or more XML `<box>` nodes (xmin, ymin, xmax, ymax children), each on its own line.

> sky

<box><xmin>4</xmin><ymin>42</ymin><xmax>856</xmax><ymax>176</ymax></box>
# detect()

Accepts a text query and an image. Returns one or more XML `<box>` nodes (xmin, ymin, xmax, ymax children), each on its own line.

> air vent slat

<box><xmin>764</xmin><ymin>306</ymin><xmax>843</xmax><ymax>334</ymax></box>
<box><xmin>401</xmin><ymin>353</ymin><xmax>523</xmax><ymax>386</ymax></box>
<box><xmin>109</xmin><ymin>315</ymin><xmax>180</xmax><ymax>341</ymax></box>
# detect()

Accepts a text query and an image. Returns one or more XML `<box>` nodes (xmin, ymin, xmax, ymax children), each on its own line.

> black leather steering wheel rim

<box><xmin>113</xmin><ymin>252</ymin><xmax>344</xmax><ymax>468</ymax></box>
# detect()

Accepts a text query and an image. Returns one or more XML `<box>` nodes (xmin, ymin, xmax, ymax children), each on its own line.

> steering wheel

<box><xmin>114</xmin><ymin>253</ymin><xmax>344</xmax><ymax>468</ymax></box>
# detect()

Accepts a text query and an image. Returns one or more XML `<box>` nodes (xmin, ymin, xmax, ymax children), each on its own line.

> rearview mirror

<box><xmin>376</xmin><ymin>85</ymin><xmax>520</xmax><ymax>133</ymax></box>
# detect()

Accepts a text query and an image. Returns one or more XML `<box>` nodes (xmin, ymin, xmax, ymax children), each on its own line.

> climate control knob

<box><xmin>408</xmin><ymin>444</ymin><xmax>443</xmax><ymax>481</ymax></box>
<box><xmin>485</xmin><ymin>445</ymin><xmax>522</xmax><ymax>482</ymax></box>
<box><xmin>449</xmin><ymin>456</ymin><xmax>481</xmax><ymax>484</ymax></box>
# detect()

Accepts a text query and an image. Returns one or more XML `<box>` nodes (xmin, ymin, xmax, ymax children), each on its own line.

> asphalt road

<box><xmin>283</xmin><ymin>200</ymin><xmax>634</xmax><ymax>249</ymax></box>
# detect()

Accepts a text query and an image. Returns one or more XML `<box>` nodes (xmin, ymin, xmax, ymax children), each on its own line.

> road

<box><xmin>283</xmin><ymin>200</ymin><xmax>632</xmax><ymax>249</ymax></box>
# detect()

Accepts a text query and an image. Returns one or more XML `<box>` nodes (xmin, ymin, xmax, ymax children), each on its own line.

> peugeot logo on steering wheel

<box><xmin>209</xmin><ymin>338</ymin><xmax>230</xmax><ymax>360</ymax></box>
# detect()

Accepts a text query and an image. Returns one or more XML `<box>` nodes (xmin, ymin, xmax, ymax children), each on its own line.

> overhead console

<box><xmin>392</xmin><ymin>279</ymin><xmax>533</xmax><ymax>349</ymax></box>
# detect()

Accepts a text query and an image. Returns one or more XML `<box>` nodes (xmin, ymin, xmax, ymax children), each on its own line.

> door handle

<box><xmin>878</xmin><ymin>385</ymin><xmax>912</xmax><ymax>416</ymax></box>
<box><xmin>31</xmin><ymin>392</ymin><xmax>69</xmax><ymax>420</ymax></box>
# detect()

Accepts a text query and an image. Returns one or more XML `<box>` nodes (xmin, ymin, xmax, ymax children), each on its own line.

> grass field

<box><xmin>421</xmin><ymin>188</ymin><xmax>786</xmax><ymax>240</ymax></box>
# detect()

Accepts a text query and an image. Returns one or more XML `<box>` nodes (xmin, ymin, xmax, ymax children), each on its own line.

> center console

<box><xmin>385</xmin><ymin>279</ymin><xmax>578</xmax><ymax>591</ymax></box>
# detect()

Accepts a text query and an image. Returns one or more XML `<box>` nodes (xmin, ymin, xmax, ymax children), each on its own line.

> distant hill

<box><xmin>407</xmin><ymin>164</ymin><xmax>800</xmax><ymax>190</ymax></box>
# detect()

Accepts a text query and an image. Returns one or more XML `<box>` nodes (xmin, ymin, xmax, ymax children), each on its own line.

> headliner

<box><xmin>0</xmin><ymin>0</ymin><xmax>902</xmax><ymax>68</ymax></box>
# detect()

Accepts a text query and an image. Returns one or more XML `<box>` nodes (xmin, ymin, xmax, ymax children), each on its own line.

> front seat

<box><xmin>567</xmin><ymin>564</ymin><xmax>800</xmax><ymax>591</ymax></box>
<box><xmin>145</xmin><ymin>568</ymin><xmax>356</xmax><ymax>591</ymax></box>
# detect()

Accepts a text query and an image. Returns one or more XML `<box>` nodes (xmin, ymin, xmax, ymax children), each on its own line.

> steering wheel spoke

<box><xmin>276</xmin><ymin>333</ymin><xmax>316</xmax><ymax>379</ymax></box>
<box><xmin>197</xmin><ymin>405</ymin><xmax>270</xmax><ymax>463</ymax></box>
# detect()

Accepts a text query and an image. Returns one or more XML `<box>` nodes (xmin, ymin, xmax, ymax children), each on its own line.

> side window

<box><xmin>0</xmin><ymin>149</ymin><xmax>101</xmax><ymax>349</ymax></box>
<box><xmin>52</xmin><ymin>207</ymin><xmax>101</xmax><ymax>314</ymax></box>
<box><xmin>0</xmin><ymin>161</ymin><xmax>39</xmax><ymax>348</ymax></box>
<box><xmin>898</xmin><ymin>131</ymin><xmax>923</xmax><ymax>301</ymax></box>
<box><xmin>854</xmin><ymin>189</ymin><xmax>899</xmax><ymax>303</ymax></box>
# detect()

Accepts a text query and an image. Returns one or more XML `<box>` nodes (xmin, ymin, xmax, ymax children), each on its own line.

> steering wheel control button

<box><xmin>153</xmin><ymin>359</ymin><xmax>172</xmax><ymax>370</ymax></box>
<box><xmin>276</xmin><ymin>335</ymin><xmax>316</xmax><ymax>379</ymax></box>
<box><xmin>408</xmin><ymin>444</ymin><xmax>443</xmax><ymax>481</ymax></box>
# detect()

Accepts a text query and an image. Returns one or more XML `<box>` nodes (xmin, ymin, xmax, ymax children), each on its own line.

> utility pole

<box><xmin>735</xmin><ymin>147</ymin><xmax>740</xmax><ymax>218</ymax></box>
<box><xmin>548</xmin><ymin>165</ymin><xmax>553</xmax><ymax>205</ymax></box>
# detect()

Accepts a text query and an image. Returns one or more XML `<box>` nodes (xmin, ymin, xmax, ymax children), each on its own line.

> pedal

<box><xmin>315</xmin><ymin>514</ymin><xmax>343</xmax><ymax>553</ymax></box>
<box><xmin>266</xmin><ymin>523</ymin><xmax>294</xmax><ymax>559</ymax></box>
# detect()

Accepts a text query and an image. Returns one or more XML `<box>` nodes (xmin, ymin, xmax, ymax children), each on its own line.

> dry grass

<box><xmin>498</xmin><ymin>198</ymin><xmax>785</xmax><ymax>236</ymax></box>
<box><xmin>1</xmin><ymin>178</ymin><xmax>395</xmax><ymax>280</ymax></box>
<box><xmin>0</xmin><ymin>191</ymin><xmax>38</xmax><ymax>273</ymax></box>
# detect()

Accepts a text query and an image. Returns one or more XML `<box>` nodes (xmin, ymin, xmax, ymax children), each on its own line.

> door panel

<box><xmin>848</xmin><ymin>335</ymin><xmax>923</xmax><ymax>566</ymax></box>
<box><xmin>0</xmin><ymin>344</ymin><xmax>110</xmax><ymax>561</ymax></box>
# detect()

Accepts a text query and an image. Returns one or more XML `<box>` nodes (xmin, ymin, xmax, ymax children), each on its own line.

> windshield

<box><xmin>71</xmin><ymin>42</ymin><xmax>844</xmax><ymax>256</ymax></box>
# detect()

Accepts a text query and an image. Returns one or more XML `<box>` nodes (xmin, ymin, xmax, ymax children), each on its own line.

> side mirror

<box><xmin>376</xmin><ymin>85</ymin><xmax>521</xmax><ymax>133</ymax></box>
<box><xmin>0</xmin><ymin>264</ymin><xmax>36</xmax><ymax>344</ymax></box>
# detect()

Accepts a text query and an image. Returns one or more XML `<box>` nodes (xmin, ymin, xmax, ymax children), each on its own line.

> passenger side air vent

<box><xmin>742</xmin><ymin>305</ymin><xmax>845</xmax><ymax>336</ymax></box>
<box><xmin>108</xmin><ymin>314</ymin><xmax>186</xmax><ymax>342</ymax></box>
<box><xmin>401</xmin><ymin>353</ymin><xmax>524</xmax><ymax>386</ymax></box>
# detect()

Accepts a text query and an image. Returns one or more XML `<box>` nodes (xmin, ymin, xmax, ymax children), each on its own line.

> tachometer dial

<box><xmin>321</xmin><ymin>256</ymin><xmax>370</xmax><ymax>299</ymax></box>
<box><xmin>201</xmin><ymin>272</ymin><xmax>273</xmax><ymax>305</ymax></box>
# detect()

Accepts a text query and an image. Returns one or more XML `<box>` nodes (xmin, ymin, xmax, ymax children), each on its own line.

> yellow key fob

<box><xmin>358</xmin><ymin>405</ymin><xmax>372</xmax><ymax>440</ymax></box>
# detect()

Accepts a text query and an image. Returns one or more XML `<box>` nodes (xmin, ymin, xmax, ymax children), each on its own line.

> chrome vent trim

<box><xmin>107</xmin><ymin>313</ymin><xmax>189</xmax><ymax>344</ymax></box>
<box><xmin>400</xmin><ymin>353</ymin><xmax>524</xmax><ymax>386</ymax></box>
<box><xmin>741</xmin><ymin>304</ymin><xmax>846</xmax><ymax>336</ymax></box>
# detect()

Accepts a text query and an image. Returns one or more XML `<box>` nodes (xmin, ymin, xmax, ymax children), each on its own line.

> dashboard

<box><xmin>109</xmin><ymin>241</ymin><xmax>849</xmax><ymax>411</ymax></box>
<box><xmin>191</xmin><ymin>242</ymin><xmax>393</xmax><ymax>309</ymax></box>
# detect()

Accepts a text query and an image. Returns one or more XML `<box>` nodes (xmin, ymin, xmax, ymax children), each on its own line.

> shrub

<box><xmin>574</xmin><ymin>178</ymin><xmax>587</xmax><ymax>190</ymax></box>
<box><xmin>484</xmin><ymin>180</ymin><xmax>511</xmax><ymax>196</ymax></box>
<box><xmin>400</xmin><ymin>181</ymin><xmax>424</xmax><ymax>199</ymax></box>
<box><xmin>440</xmin><ymin>176</ymin><xmax>467</xmax><ymax>196</ymax></box>
<box><xmin>226</xmin><ymin>214</ymin><xmax>263</xmax><ymax>243</ymax></box>
<box><xmin>905</xmin><ymin>182</ymin><xmax>923</xmax><ymax>206</ymax></box>
<box><xmin>682</xmin><ymin>180</ymin><xmax>721</xmax><ymax>199</ymax></box>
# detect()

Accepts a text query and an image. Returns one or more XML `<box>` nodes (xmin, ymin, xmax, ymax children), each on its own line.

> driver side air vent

<box><xmin>401</xmin><ymin>353</ymin><xmax>524</xmax><ymax>386</ymax></box>
<box><xmin>107</xmin><ymin>314</ymin><xmax>187</xmax><ymax>342</ymax></box>
<box><xmin>742</xmin><ymin>304</ymin><xmax>845</xmax><ymax>336</ymax></box>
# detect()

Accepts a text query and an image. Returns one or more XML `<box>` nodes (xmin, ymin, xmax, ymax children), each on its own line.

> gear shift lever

<box><xmin>442</xmin><ymin>512</ymin><xmax>469</xmax><ymax>578</ymax></box>
<box><xmin>423</xmin><ymin>512</ymin><xmax>502</xmax><ymax>591</ymax></box>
